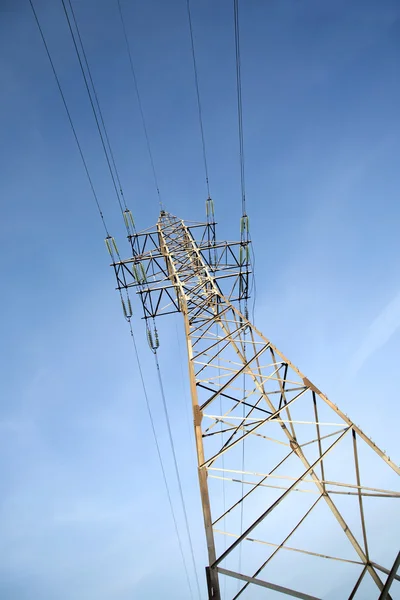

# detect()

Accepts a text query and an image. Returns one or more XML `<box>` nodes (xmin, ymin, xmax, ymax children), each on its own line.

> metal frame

<box><xmin>112</xmin><ymin>218</ymin><xmax>251</xmax><ymax>322</ymax></box>
<box><xmin>112</xmin><ymin>212</ymin><xmax>399</xmax><ymax>599</ymax></box>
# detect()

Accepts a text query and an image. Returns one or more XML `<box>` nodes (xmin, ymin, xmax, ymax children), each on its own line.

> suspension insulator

<box><xmin>123</xmin><ymin>209</ymin><xmax>135</xmax><ymax>231</ymax></box>
<box><xmin>147</xmin><ymin>328</ymin><xmax>154</xmax><ymax>350</ymax></box>
<box><xmin>239</xmin><ymin>245</ymin><xmax>248</xmax><ymax>265</ymax></box>
<box><xmin>139</xmin><ymin>263</ymin><xmax>147</xmax><ymax>283</ymax></box>
<box><xmin>121</xmin><ymin>296</ymin><xmax>128</xmax><ymax>318</ymax></box>
<box><xmin>154</xmin><ymin>328</ymin><xmax>160</xmax><ymax>349</ymax></box>
<box><xmin>133</xmin><ymin>264</ymin><xmax>146</xmax><ymax>284</ymax></box>
<box><xmin>105</xmin><ymin>236</ymin><xmax>113</xmax><ymax>256</ymax></box>
<box><xmin>127</xmin><ymin>296</ymin><xmax>133</xmax><ymax>317</ymax></box>
<box><xmin>133</xmin><ymin>265</ymin><xmax>140</xmax><ymax>283</ymax></box>
<box><xmin>112</xmin><ymin>237</ymin><xmax>119</xmax><ymax>255</ymax></box>
<box><xmin>206</xmin><ymin>197</ymin><xmax>215</xmax><ymax>219</ymax></box>
<box><xmin>123</xmin><ymin>210</ymin><xmax>130</xmax><ymax>230</ymax></box>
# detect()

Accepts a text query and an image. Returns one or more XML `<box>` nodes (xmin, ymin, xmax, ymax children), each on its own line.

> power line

<box><xmin>250</xmin><ymin>241</ymin><xmax>257</xmax><ymax>324</ymax></box>
<box><xmin>60</xmin><ymin>0</ymin><xmax>127</xmax><ymax>215</ymax></box>
<box><xmin>217</xmin><ymin>336</ymin><xmax>227</xmax><ymax>600</ymax></box>
<box><xmin>233</xmin><ymin>4</ymin><xmax>248</xmax><ymax>581</ymax></box>
<box><xmin>30</xmin><ymin>5</ymin><xmax>192</xmax><ymax>592</ymax></box>
<box><xmin>238</xmin><ymin>333</ymin><xmax>246</xmax><ymax>592</ymax></box>
<box><xmin>234</xmin><ymin>0</ymin><xmax>254</xmax><ymax>330</ymax></box>
<box><xmin>28</xmin><ymin>0</ymin><xmax>109</xmax><ymax>236</ymax></box>
<box><xmin>116</xmin><ymin>0</ymin><xmax>163</xmax><ymax>209</ymax></box>
<box><xmin>154</xmin><ymin>350</ymin><xmax>202</xmax><ymax>600</ymax></box>
<box><xmin>186</xmin><ymin>0</ymin><xmax>211</xmax><ymax>199</ymax></box>
<box><xmin>127</xmin><ymin>320</ymin><xmax>194</xmax><ymax>599</ymax></box>
<box><xmin>233</xmin><ymin>0</ymin><xmax>246</xmax><ymax>217</ymax></box>
<box><xmin>66</xmin><ymin>0</ymin><xmax>126</xmax><ymax>205</ymax></box>
<box><xmin>234</xmin><ymin>0</ymin><xmax>252</xmax><ymax>333</ymax></box>
<box><xmin>30</xmin><ymin>2</ymin><xmax>194</xmax><ymax>593</ymax></box>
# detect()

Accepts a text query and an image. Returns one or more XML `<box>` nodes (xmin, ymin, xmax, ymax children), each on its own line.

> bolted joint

<box><xmin>194</xmin><ymin>405</ymin><xmax>203</xmax><ymax>427</ymax></box>
<box><xmin>290</xmin><ymin>439</ymin><xmax>300</xmax><ymax>453</ymax></box>
<box><xmin>205</xmin><ymin>567</ymin><xmax>221</xmax><ymax>600</ymax></box>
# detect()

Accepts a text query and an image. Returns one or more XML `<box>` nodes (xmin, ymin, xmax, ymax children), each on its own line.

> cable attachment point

<box><xmin>239</xmin><ymin>243</ymin><xmax>249</xmax><ymax>265</ymax></box>
<box><xmin>105</xmin><ymin>236</ymin><xmax>119</xmax><ymax>260</ymax></box>
<box><xmin>133</xmin><ymin>262</ymin><xmax>147</xmax><ymax>284</ymax></box>
<box><xmin>123</xmin><ymin>209</ymin><xmax>135</xmax><ymax>235</ymax></box>
<box><xmin>205</xmin><ymin>197</ymin><xmax>215</xmax><ymax>222</ymax></box>
<box><xmin>120</xmin><ymin>293</ymin><xmax>133</xmax><ymax>320</ymax></box>
<box><xmin>240</xmin><ymin>214</ymin><xmax>249</xmax><ymax>235</ymax></box>
<box><xmin>147</xmin><ymin>327</ymin><xmax>153</xmax><ymax>350</ymax></box>
<box><xmin>146</xmin><ymin>324</ymin><xmax>160</xmax><ymax>353</ymax></box>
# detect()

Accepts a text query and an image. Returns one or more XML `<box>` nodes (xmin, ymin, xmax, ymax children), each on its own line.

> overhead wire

<box><xmin>234</xmin><ymin>0</ymin><xmax>257</xmax><ymax>326</ymax></box>
<box><xmin>127</xmin><ymin>319</ymin><xmax>194</xmax><ymax>599</ymax></box>
<box><xmin>233</xmin><ymin>0</ymin><xmax>249</xmax><ymax>587</ymax></box>
<box><xmin>28</xmin><ymin>0</ymin><xmax>109</xmax><ymax>236</ymax></box>
<box><xmin>186</xmin><ymin>0</ymin><xmax>211</xmax><ymax>199</ymax></box>
<box><xmin>127</xmin><ymin>258</ymin><xmax>200</xmax><ymax>596</ymax></box>
<box><xmin>116</xmin><ymin>0</ymin><xmax>163</xmax><ymax>209</ymax></box>
<box><xmin>217</xmin><ymin>336</ymin><xmax>227</xmax><ymax>600</ymax></box>
<box><xmin>60</xmin><ymin>0</ymin><xmax>127</xmax><ymax>215</ymax></box>
<box><xmin>127</xmin><ymin>232</ymin><xmax>201</xmax><ymax>595</ymax></box>
<box><xmin>154</xmin><ymin>349</ymin><xmax>202</xmax><ymax>599</ymax></box>
<box><xmin>33</xmin><ymin>0</ymin><xmax>259</xmax><ymax>593</ymax></box>
<box><xmin>113</xmin><ymin>278</ymin><xmax>199</xmax><ymax>598</ymax></box>
<box><xmin>233</xmin><ymin>0</ymin><xmax>246</xmax><ymax>217</ymax></box>
<box><xmin>250</xmin><ymin>243</ymin><xmax>257</xmax><ymax>324</ymax></box>
<box><xmin>234</xmin><ymin>0</ymin><xmax>250</xmax><ymax>318</ymax></box>
<box><xmin>30</xmin><ymin>3</ymin><xmax>195</xmax><ymax>595</ymax></box>
<box><xmin>238</xmin><ymin>332</ymin><xmax>246</xmax><ymax>584</ymax></box>
<box><xmin>66</xmin><ymin>0</ymin><xmax>126</xmax><ymax>204</ymax></box>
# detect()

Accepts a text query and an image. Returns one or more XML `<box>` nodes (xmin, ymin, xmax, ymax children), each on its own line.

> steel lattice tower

<box><xmin>111</xmin><ymin>211</ymin><xmax>399</xmax><ymax>599</ymax></box>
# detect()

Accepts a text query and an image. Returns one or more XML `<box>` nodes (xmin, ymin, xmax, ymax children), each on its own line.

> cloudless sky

<box><xmin>1</xmin><ymin>0</ymin><xmax>400</xmax><ymax>598</ymax></box>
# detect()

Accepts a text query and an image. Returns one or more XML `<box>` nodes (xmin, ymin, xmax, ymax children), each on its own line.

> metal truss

<box><xmin>112</xmin><ymin>211</ymin><xmax>399</xmax><ymax>599</ymax></box>
<box><xmin>112</xmin><ymin>216</ymin><xmax>250</xmax><ymax>321</ymax></box>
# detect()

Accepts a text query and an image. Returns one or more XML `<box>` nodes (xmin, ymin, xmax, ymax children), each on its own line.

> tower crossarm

<box><xmin>112</xmin><ymin>212</ymin><xmax>251</xmax><ymax>320</ymax></box>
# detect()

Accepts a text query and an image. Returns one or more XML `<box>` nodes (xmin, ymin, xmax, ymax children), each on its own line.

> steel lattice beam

<box><xmin>112</xmin><ymin>212</ymin><xmax>399</xmax><ymax>600</ymax></box>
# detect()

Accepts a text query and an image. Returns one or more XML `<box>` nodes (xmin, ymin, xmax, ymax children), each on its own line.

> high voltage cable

<box><xmin>217</xmin><ymin>337</ymin><xmax>227</xmax><ymax>600</ymax></box>
<box><xmin>28</xmin><ymin>0</ymin><xmax>109</xmax><ymax>236</ymax></box>
<box><xmin>234</xmin><ymin>0</ymin><xmax>253</xmax><ymax>324</ymax></box>
<box><xmin>250</xmin><ymin>243</ymin><xmax>257</xmax><ymax>324</ymax></box>
<box><xmin>29</xmin><ymin>3</ymin><xmax>195</xmax><ymax>593</ymax></box>
<box><xmin>238</xmin><ymin>334</ymin><xmax>246</xmax><ymax>590</ymax></box>
<box><xmin>186</xmin><ymin>0</ymin><xmax>211</xmax><ymax>199</ymax></box>
<box><xmin>66</xmin><ymin>0</ymin><xmax>126</xmax><ymax>204</ymax></box>
<box><xmin>154</xmin><ymin>350</ymin><xmax>202</xmax><ymax>600</ymax></box>
<box><xmin>32</xmin><ymin>0</ymin><xmax>253</xmax><ymax>593</ymax></box>
<box><xmin>233</xmin><ymin>0</ymin><xmax>246</xmax><ymax>217</ymax></box>
<box><xmin>116</xmin><ymin>0</ymin><xmax>163</xmax><ymax>209</ymax></box>
<box><xmin>60</xmin><ymin>0</ymin><xmax>127</xmax><ymax>215</ymax></box>
<box><xmin>127</xmin><ymin>321</ymin><xmax>194</xmax><ymax>599</ymax></box>
<box><xmin>234</xmin><ymin>1</ymin><xmax>248</xmax><ymax>586</ymax></box>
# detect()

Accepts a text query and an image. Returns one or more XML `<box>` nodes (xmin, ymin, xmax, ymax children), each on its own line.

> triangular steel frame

<box><xmin>112</xmin><ymin>212</ymin><xmax>399</xmax><ymax>600</ymax></box>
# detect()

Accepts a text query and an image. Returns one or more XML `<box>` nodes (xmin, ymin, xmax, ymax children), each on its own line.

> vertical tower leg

<box><xmin>182</xmin><ymin>293</ymin><xmax>221</xmax><ymax>600</ymax></box>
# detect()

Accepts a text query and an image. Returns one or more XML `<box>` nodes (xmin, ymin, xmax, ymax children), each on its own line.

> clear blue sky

<box><xmin>1</xmin><ymin>0</ymin><xmax>400</xmax><ymax>598</ymax></box>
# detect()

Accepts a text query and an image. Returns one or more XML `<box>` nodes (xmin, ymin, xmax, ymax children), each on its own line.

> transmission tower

<box><xmin>110</xmin><ymin>210</ymin><xmax>399</xmax><ymax>599</ymax></box>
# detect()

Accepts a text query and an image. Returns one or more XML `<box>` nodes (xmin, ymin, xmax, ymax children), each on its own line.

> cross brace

<box><xmin>112</xmin><ymin>212</ymin><xmax>399</xmax><ymax>599</ymax></box>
